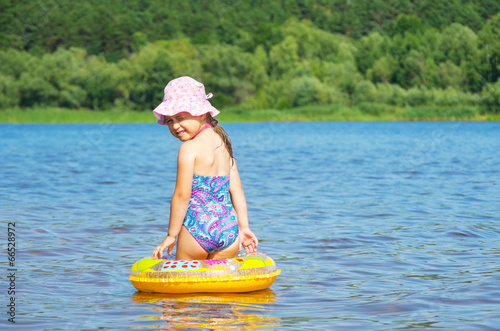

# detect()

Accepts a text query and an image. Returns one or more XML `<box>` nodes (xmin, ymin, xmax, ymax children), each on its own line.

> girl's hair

<box><xmin>206</xmin><ymin>113</ymin><xmax>234</xmax><ymax>163</ymax></box>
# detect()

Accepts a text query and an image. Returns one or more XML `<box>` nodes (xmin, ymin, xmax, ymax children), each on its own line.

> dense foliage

<box><xmin>1</xmin><ymin>0</ymin><xmax>500</xmax><ymax>114</ymax></box>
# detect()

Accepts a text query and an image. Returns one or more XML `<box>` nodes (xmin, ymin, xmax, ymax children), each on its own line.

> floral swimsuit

<box><xmin>183</xmin><ymin>174</ymin><xmax>238</xmax><ymax>253</ymax></box>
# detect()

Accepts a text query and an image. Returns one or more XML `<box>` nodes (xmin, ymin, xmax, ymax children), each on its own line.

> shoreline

<box><xmin>1</xmin><ymin>107</ymin><xmax>499</xmax><ymax>123</ymax></box>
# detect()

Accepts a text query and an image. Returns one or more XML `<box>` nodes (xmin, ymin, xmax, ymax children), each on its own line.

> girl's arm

<box><xmin>152</xmin><ymin>143</ymin><xmax>195</xmax><ymax>259</ymax></box>
<box><xmin>229</xmin><ymin>162</ymin><xmax>258</xmax><ymax>254</ymax></box>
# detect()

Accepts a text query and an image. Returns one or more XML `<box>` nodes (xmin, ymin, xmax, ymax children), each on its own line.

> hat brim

<box><xmin>152</xmin><ymin>99</ymin><xmax>220</xmax><ymax>125</ymax></box>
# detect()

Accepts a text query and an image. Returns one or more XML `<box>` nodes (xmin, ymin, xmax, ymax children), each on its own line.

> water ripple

<box><xmin>2</xmin><ymin>122</ymin><xmax>500</xmax><ymax>330</ymax></box>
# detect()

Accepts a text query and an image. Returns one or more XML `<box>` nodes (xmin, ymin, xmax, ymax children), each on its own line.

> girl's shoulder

<box><xmin>177</xmin><ymin>140</ymin><xmax>199</xmax><ymax>162</ymax></box>
<box><xmin>179</xmin><ymin>136</ymin><xmax>206</xmax><ymax>152</ymax></box>
<box><xmin>178</xmin><ymin>135</ymin><xmax>212</xmax><ymax>159</ymax></box>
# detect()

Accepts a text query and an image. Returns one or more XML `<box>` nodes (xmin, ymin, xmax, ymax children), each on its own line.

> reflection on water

<box><xmin>132</xmin><ymin>290</ymin><xmax>280</xmax><ymax>330</ymax></box>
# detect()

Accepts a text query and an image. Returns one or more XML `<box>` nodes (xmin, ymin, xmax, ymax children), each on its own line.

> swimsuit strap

<box><xmin>190</xmin><ymin>124</ymin><xmax>211</xmax><ymax>140</ymax></box>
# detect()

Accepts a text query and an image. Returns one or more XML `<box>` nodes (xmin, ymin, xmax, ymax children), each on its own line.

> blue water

<box><xmin>1</xmin><ymin>122</ymin><xmax>500</xmax><ymax>330</ymax></box>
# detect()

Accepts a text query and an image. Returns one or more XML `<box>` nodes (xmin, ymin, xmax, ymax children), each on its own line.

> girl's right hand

<box><xmin>152</xmin><ymin>236</ymin><xmax>176</xmax><ymax>259</ymax></box>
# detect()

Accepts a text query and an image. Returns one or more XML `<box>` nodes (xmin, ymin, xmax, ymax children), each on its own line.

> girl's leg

<box><xmin>208</xmin><ymin>236</ymin><xmax>240</xmax><ymax>260</ymax></box>
<box><xmin>176</xmin><ymin>226</ymin><xmax>240</xmax><ymax>260</ymax></box>
<box><xmin>176</xmin><ymin>226</ymin><xmax>209</xmax><ymax>260</ymax></box>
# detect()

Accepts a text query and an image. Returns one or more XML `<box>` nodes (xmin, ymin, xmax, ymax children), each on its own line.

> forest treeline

<box><xmin>1</xmin><ymin>0</ymin><xmax>500</xmax><ymax>114</ymax></box>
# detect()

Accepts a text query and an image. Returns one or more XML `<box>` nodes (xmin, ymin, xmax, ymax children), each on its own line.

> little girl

<box><xmin>151</xmin><ymin>76</ymin><xmax>258</xmax><ymax>260</ymax></box>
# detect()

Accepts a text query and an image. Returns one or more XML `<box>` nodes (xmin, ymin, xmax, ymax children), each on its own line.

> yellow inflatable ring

<box><xmin>129</xmin><ymin>253</ymin><xmax>280</xmax><ymax>293</ymax></box>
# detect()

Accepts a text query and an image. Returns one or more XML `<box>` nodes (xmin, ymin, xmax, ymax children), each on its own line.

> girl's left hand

<box><xmin>152</xmin><ymin>236</ymin><xmax>176</xmax><ymax>259</ymax></box>
<box><xmin>239</xmin><ymin>227</ymin><xmax>258</xmax><ymax>255</ymax></box>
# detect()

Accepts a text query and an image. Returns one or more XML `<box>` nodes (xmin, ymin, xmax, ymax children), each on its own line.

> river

<box><xmin>1</xmin><ymin>121</ymin><xmax>499</xmax><ymax>330</ymax></box>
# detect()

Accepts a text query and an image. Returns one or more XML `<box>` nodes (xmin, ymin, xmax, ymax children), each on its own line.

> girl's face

<box><xmin>164</xmin><ymin>112</ymin><xmax>206</xmax><ymax>141</ymax></box>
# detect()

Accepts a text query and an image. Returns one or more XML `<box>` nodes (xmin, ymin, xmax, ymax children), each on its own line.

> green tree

<box><xmin>159</xmin><ymin>39</ymin><xmax>203</xmax><ymax>78</ymax></box>
<box><xmin>437</xmin><ymin>23</ymin><xmax>479</xmax><ymax>66</ymax></box>
<box><xmin>396</xmin><ymin>50</ymin><xmax>427</xmax><ymax>87</ymax></box>
<box><xmin>367</xmin><ymin>56</ymin><xmax>397</xmax><ymax>83</ymax></box>
<box><xmin>281</xmin><ymin>19</ymin><xmax>341</xmax><ymax>61</ymax></box>
<box><xmin>0</xmin><ymin>73</ymin><xmax>19</xmax><ymax>108</ymax></box>
<box><xmin>437</xmin><ymin>61</ymin><xmax>464</xmax><ymax>89</ymax></box>
<box><xmin>353</xmin><ymin>80</ymin><xmax>377</xmax><ymax>104</ymax></box>
<box><xmin>198</xmin><ymin>44</ymin><xmax>253</xmax><ymax>107</ymax></box>
<box><xmin>0</xmin><ymin>49</ymin><xmax>32</xmax><ymax>79</ymax></box>
<box><xmin>123</xmin><ymin>44</ymin><xmax>174</xmax><ymax>110</ymax></box>
<box><xmin>269</xmin><ymin>35</ymin><xmax>300</xmax><ymax>77</ymax></box>
<box><xmin>80</xmin><ymin>55</ymin><xmax>124</xmax><ymax>110</ymax></box>
<box><xmin>390</xmin><ymin>14</ymin><xmax>423</xmax><ymax>36</ymax></box>
<box><xmin>372</xmin><ymin>83</ymin><xmax>406</xmax><ymax>106</ymax></box>
<box><xmin>288</xmin><ymin>75</ymin><xmax>346</xmax><ymax>107</ymax></box>
<box><xmin>412</xmin><ymin>0</ymin><xmax>461</xmax><ymax>30</ymax></box>
<box><xmin>322</xmin><ymin>61</ymin><xmax>362</xmax><ymax>96</ymax></box>
<box><xmin>248</xmin><ymin>46</ymin><xmax>269</xmax><ymax>88</ymax></box>
<box><xmin>481</xmin><ymin>81</ymin><xmax>500</xmax><ymax>112</ymax></box>
<box><xmin>17</xmin><ymin>48</ymin><xmax>87</xmax><ymax>108</ymax></box>
<box><xmin>290</xmin><ymin>76</ymin><xmax>323</xmax><ymax>107</ymax></box>
<box><xmin>478</xmin><ymin>13</ymin><xmax>500</xmax><ymax>83</ymax></box>
<box><xmin>355</xmin><ymin>32</ymin><xmax>390</xmax><ymax>75</ymax></box>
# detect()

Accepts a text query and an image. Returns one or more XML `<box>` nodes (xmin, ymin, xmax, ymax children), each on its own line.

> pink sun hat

<box><xmin>152</xmin><ymin>76</ymin><xmax>220</xmax><ymax>125</ymax></box>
